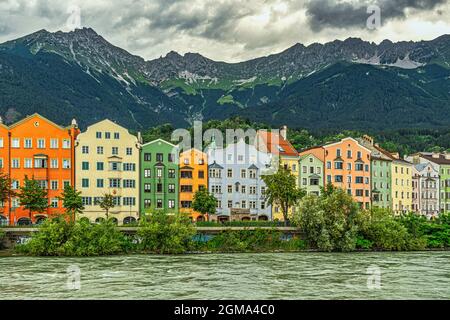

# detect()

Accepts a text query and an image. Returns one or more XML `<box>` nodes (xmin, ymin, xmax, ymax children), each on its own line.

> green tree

<box><xmin>293</xmin><ymin>185</ymin><xmax>360</xmax><ymax>252</ymax></box>
<box><xmin>58</xmin><ymin>185</ymin><xmax>84</xmax><ymax>223</ymax></box>
<box><xmin>0</xmin><ymin>172</ymin><xmax>15</xmax><ymax>217</ymax></box>
<box><xmin>18</xmin><ymin>176</ymin><xmax>48</xmax><ymax>220</ymax></box>
<box><xmin>192</xmin><ymin>189</ymin><xmax>217</xmax><ymax>221</ymax></box>
<box><xmin>262</xmin><ymin>166</ymin><xmax>305</xmax><ymax>225</ymax></box>
<box><xmin>96</xmin><ymin>193</ymin><xmax>115</xmax><ymax>220</ymax></box>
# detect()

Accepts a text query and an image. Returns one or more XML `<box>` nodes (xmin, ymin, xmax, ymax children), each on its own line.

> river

<box><xmin>0</xmin><ymin>252</ymin><xmax>449</xmax><ymax>299</ymax></box>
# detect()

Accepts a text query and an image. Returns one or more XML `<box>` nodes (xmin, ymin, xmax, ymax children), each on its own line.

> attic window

<box><xmin>277</xmin><ymin>146</ymin><xmax>285</xmax><ymax>152</ymax></box>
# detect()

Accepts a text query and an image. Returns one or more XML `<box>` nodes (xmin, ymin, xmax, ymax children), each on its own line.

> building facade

<box><xmin>75</xmin><ymin>119</ymin><xmax>140</xmax><ymax>225</ymax></box>
<box><xmin>179</xmin><ymin>148</ymin><xmax>208</xmax><ymax>221</ymax></box>
<box><xmin>406</xmin><ymin>152</ymin><xmax>450</xmax><ymax>213</ymax></box>
<box><xmin>140</xmin><ymin>139</ymin><xmax>179</xmax><ymax>215</ymax></box>
<box><xmin>308</xmin><ymin>138</ymin><xmax>372</xmax><ymax>209</ymax></box>
<box><xmin>412</xmin><ymin>163</ymin><xmax>440</xmax><ymax>217</ymax></box>
<box><xmin>255</xmin><ymin>127</ymin><xmax>300</xmax><ymax>220</ymax></box>
<box><xmin>357</xmin><ymin>136</ymin><xmax>392</xmax><ymax>209</ymax></box>
<box><xmin>207</xmin><ymin>139</ymin><xmax>272</xmax><ymax>221</ymax></box>
<box><xmin>0</xmin><ymin>114</ymin><xmax>79</xmax><ymax>225</ymax></box>
<box><xmin>298</xmin><ymin>152</ymin><xmax>323</xmax><ymax>196</ymax></box>
<box><xmin>390</xmin><ymin>156</ymin><xmax>413</xmax><ymax>214</ymax></box>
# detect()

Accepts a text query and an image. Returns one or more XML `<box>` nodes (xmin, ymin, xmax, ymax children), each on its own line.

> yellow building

<box><xmin>255</xmin><ymin>126</ymin><xmax>299</xmax><ymax>221</ymax></box>
<box><xmin>75</xmin><ymin>119</ymin><xmax>141</xmax><ymax>225</ymax></box>
<box><xmin>179</xmin><ymin>148</ymin><xmax>208</xmax><ymax>221</ymax></box>
<box><xmin>389</xmin><ymin>154</ymin><xmax>413</xmax><ymax>214</ymax></box>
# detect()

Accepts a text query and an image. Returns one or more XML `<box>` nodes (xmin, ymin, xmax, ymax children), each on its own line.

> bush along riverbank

<box><xmin>10</xmin><ymin>187</ymin><xmax>450</xmax><ymax>256</ymax></box>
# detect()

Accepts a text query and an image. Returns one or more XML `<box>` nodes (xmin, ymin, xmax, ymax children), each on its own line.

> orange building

<box><xmin>0</xmin><ymin>114</ymin><xmax>79</xmax><ymax>225</ymax></box>
<box><xmin>303</xmin><ymin>137</ymin><xmax>372</xmax><ymax>209</ymax></box>
<box><xmin>179</xmin><ymin>148</ymin><xmax>208</xmax><ymax>221</ymax></box>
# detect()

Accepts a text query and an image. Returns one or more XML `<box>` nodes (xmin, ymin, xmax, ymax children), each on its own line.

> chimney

<box><xmin>362</xmin><ymin>135</ymin><xmax>374</xmax><ymax>145</ymax></box>
<box><xmin>280</xmin><ymin>125</ymin><xmax>287</xmax><ymax>140</ymax></box>
<box><xmin>71</xmin><ymin>118</ymin><xmax>78</xmax><ymax>128</ymax></box>
<box><xmin>432</xmin><ymin>152</ymin><xmax>440</xmax><ymax>159</ymax></box>
<box><xmin>137</xmin><ymin>132</ymin><xmax>143</xmax><ymax>144</ymax></box>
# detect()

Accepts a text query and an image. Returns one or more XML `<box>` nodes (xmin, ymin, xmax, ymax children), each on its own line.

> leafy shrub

<box><xmin>0</xmin><ymin>230</ymin><xmax>6</xmax><ymax>250</ymax></box>
<box><xmin>137</xmin><ymin>211</ymin><xmax>196</xmax><ymax>254</ymax></box>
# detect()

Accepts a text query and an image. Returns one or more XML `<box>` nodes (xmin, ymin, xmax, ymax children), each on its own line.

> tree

<box><xmin>192</xmin><ymin>189</ymin><xmax>217</xmax><ymax>221</ymax></box>
<box><xmin>58</xmin><ymin>185</ymin><xmax>84</xmax><ymax>223</ymax></box>
<box><xmin>0</xmin><ymin>172</ymin><xmax>15</xmax><ymax>213</ymax></box>
<box><xmin>262</xmin><ymin>165</ymin><xmax>305</xmax><ymax>225</ymax></box>
<box><xmin>19</xmin><ymin>176</ymin><xmax>48</xmax><ymax>220</ymax></box>
<box><xmin>96</xmin><ymin>193</ymin><xmax>115</xmax><ymax>220</ymax></box>
<box><xmin>293</xmin><ymin>185</ymin><xmax>360</xmax><ymax>252</ymax></box>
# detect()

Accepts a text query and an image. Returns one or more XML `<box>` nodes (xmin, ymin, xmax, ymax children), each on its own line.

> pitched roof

<box><xmin>374</xmin><ymin>145</ymin><xmax>412</xmax><ymax>165</ymax></box>
<box><xmin>257</xmin><ymin>130</ymin><xmax>299</xmax><ymax>157</ymax></box>
<box><xmin>418</xmin><ymin>153</ymin><xmax>450</xmax><ymax>165</ymax></box>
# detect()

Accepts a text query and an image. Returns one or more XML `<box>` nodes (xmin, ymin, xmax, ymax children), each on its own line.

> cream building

<box><xmin>390</xmin><ymin>154</ymin><xmax>413</xmax><ymax>214</ymax></box>
<box><xmin>75</xmin><ymin>119</ymin><xmax>141</xmax><ymax>225</ymax></box>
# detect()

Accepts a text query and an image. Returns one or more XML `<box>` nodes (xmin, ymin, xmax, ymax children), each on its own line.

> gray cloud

<box><xmin>306</xmin><ymin>0</ymin><xmax>447</xmax><ymax>31</ymax></box>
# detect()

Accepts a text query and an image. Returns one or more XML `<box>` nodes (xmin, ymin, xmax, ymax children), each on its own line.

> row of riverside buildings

<box><xmin>0</xmin><ymin>114</ymin><xmax>449</xmax><ymax>226</ymax></box>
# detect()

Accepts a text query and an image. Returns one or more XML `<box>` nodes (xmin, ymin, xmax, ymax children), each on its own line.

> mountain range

<box><xmin>0</xmin><ymin>27</ymin><xmax>449</xmax><ymax>131</ymax></box>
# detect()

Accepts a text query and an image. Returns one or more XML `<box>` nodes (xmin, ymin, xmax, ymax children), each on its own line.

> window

<box><xmin>63</xmin><ymin>180</ymin><xmax>70</xmax><ymax>188</ymax></box>
<box><xmin>0</xmin><ymin>138</ymin><xmax>3</xmax><ymax>148</ymax></box>
<box><xmin>156</xmin><ymin>199</ymin><xmax>163</xmax><ymax>208</ymax></box>
<box><xmin>168</xmin><ymin>184</ymin><xmax>176</xmax><ymax>193</ymax></box>
<box><xmin>123</xmin><ymin>197</ymin><xmax>136</xmax><ymax>206</ymax></box>
<box><xmin>241</xmin><ymin>169</ymin><xmax>246</xmax><ymax>178</ymax></box>
<box><xmin>227</xmin><ymin>169</ymin><xmax>233</xmax><ymax>178</ymax></box>
<box><xmin>97</xmin><ymin>146</ymin><xmax>104</xmax><ymax>154</ymax></box>
<box><xmin>112</xmin><ymin>147</ymin><xmax>118</xmax><ymax>155</ymax></box>
<box><xmin>168</xmin><ymin>169</ymin><xmax>176</xmax><ymax>179</ymax></box>
<box><xmin>347</xmin><ymin>150</ymin><xmax>352</xmax><ymax>158</ymax></box>
<box><xmin>12</xmin><ymin>159</ymin><xmax>20</xmax><ymax>168</ymax></box>
<box><xmin>82</xmin><ymin>179</ymin><xmax>89</xmax><ymax>188</ymax></box>
<box><xmin>181</xmin><ymin>171</ymin><xmax>193</xmax><ymax>179</ymax></box>
<box><xmin>82</xmin><ymin>197</ymin><xmax>92</xmax><ymax>206</ymax></box>
<box><xmin>357</xmin><ymin>151</ymin><xmax>362</xmax><ymax>159</ymax></box>
<box><xmin>250</xmin><ymin>201</ymin><xmax>256</xmax><ymax>209</ymax></box>
<box><xmin>241</xmin><ymin>185</ymin><xmax>246</xmax><ymax>194</ymax></box>
<box><xmin>157</xmin><ymin>168</ymin><xmax>163</xmax><ymax>178</ymax></box>
<box><xmin>326</xmin><ymin>161</ymin><xmax>331</xmax><ymax>169</ymax></box>
<box><xmin>144</xmin><ymin>169</ymin><xmax>151</xmax><ymax>178</ymax></box>
<box><xmin>228</xmin><ymin>200</ymin><xmax>233</xmax><ymax>208</ymax></box>
<box><xmin>105</xmin><ymin>132</ymin><xmax>111</xmax><ymax>139</ymax></box>
<box><xmin>24</xmin><ymin>138</ymin><xmax>32</xmax><ymax>148</ymax></box>
<box><xmin>50</xmin><ymin>198</ymin><xmax>59</xmax><ymax>208</ymax></box>
<box><xmin>249</xmin><ymin>170</ymin><xmax>256</xmax><ymax>179</ymax></box>
<box><xmin>82</xmin><ymin>162</ymin><xmax>89</xmax><ymax>170</ymax></box>
<box><xmin>347</xmin><ymin>163</ymin><xmax>352</xmax><ymax>170</ymax></box>
<box><xmin>335</xmin><ymin>175</ymin><xmax>343</xmax><ymax>183</ymax></box>
<box><xmin>0</xmin><ymin>158</ymin><xmax>3</xmax><ymax>168</ymax></box>
<box><xmin>114</xmin><ymin>132</ymin><xmax>120</xmax><ymax>139</ymax></box>
<box><xmin>34</xmin><ymin>158</ymin><xmax>47</xmax><ymax>169</ymax></box>
<box><xmin>82</xmin><ymin>146</ymin><xmax>89</xmax><ymax>154</ymax></box>
<box><xmin>96</xmin><ymin>132</ymin><xmax>102</xmax><ymax>139</ymax></box>
<box><xmin>97</xmin><ymin>162</ymin><xmax>104</xmax><ymax>171</ymax></box>
<box><xmin>109</xmin><ymin>179</ymin><xmax>121</xmax><ymax>188</ymax></box>
<box><xmin>157</xmin><ymin>183</ymin><xmax>163</xmax><ymax>193</ymax></box>
<box><xmin>168</xmin><ymin>153</ymin><xmax>174</xmax><ymax>162</ymax></box>
<box><xmin>51</xmin><ymin>180</ymin><xmax>58</xmax><ymax>190</ymax></box>
<box><xmin>11</xmin><ymin>180</ymin><xmax>20</xmax><ymax>189</ymax></box>
<box><xmin>51</xmin><ymin>159</ymin><xmax>58</xmax><ymax>169</ymax></box>
<box><xmin>168</xmin><ymin>199</ymin><xmax>175</xmax><ymax>209</ymax></box>
<box><xmin>356</xmin><ymin>189</ymin><xmax>363</xmax><ymax>197</ymax></box>
<box><xmin>144</xmin><ymin>183</ymin><xmax>151</xmax><ymax>193</ymax></box>
<box><xmin>110</xmin><ymin>162</ymin><xmax>120</xmax><ymax>171</ymax></box>
<box><xmin>156</xmin><ymin>153</ymin><xmax>163</xmax><ymax>162</ymax></box>
<box><xmin>97</xmin><ymin>179</ymin><xmax>104</xmax><ymax>188</ymax></box>
<box><xmin>181</xmin><ymin>185</ymin><xmax>193</xmax><ymax>192</ymax></box>
<box><xmin>12</xmin><ymin>138</ymin><xmax>20</xmax><ymax>148</ymax></box>
<box><xmin>24</xmin><ymin>158</ymin><xmax>32</xmax><ymax>168</ymax></box>
<box><xmin>198</xmin><ymin>170</ymin><xmax>204</xmax><ymax>179</ymax></box>
<box><xmin>355</xmin><ymin>163</ymin><xmax>364</xmax><ymax>171</ymax></box>
<box><xmin>250</xmin><ymin>186</ymin><xmax>256</xmax><ymax>194</ymax></box>
<box><xmin>62</xmin><ymin>139</ymin><xmax>71</xmax><ymax>149</ymax></box>
<box><xmin>123</xmin><ymin>163</ymin><xmax>136</xmax><ymax>171</ymax></box>
<box><xmin>144</xmin><ymin>199</ymin><xmax>151</xmax><ymax>208</ymax></box>
<box><xmin>227</xmin><ymin>185</ymin><xmax>233</xmax><ymax>193</ymax></box>
<box><xmin>336</xmin><ymin>149</ymin><xmax>341</xmax><ymax>157</ymax></box>
<box><xmin>355</xmin><ymin>177</ymin><xmax>363</xmax><ymax>184</ymax></box>
<box><xmin>123</xmin><ymin>179</ymin><xmax>136</xmax><ymax>188</ymax></box>
<box><xmin>37</xmin><ymin>138</ymin><xmax>45</xmax><ymax>149</ymax></box>
<box><xmin>144</xmin><ymin>153</ymin><xmax>151</xmax><ymax>161</ymax></box>
<box><xmin>241</xmin><ymin>201</ymin><xmax>246</xmax><ymax>209</ymax></box>
<box><xmin>334</xmin><ymin>161</ymin><xmax>343</xmax><ymax>170</ymax></box>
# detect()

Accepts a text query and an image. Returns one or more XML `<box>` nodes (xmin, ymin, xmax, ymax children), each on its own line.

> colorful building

<box><xmin>140</xmin><ymin>139</ymin><xmax>179</xmax><ymax>215</ymax></box>
<box><xmin>389</xmin><ymin>154</ymin><xmax>413</xmax><ymax>214</ymax></box>
<box><xmin>179</xmin><ymin>148</ymin><xmax>208</xmax><ymax>221</ymax></box>
<box><xmin>256</xmin><ymin>126</ymin><xmax>300</xmax><ymax>220</ymax></box>
<box><xmin>358</xmin><ymin>136</ymin><xmax>392</xmax><ymax>209</ymax></box>
<box><xmin>406</xmin><ymin>152</ymin><xmax>450</xmax><ymax>214</ymax></box>
<box><xmin>412</xmin><ymin>163</ymin><xmax>440</xmax><ymax>217</ymax></box>
<box><xmin>298</xmin><ymin>151</ymin><xmax>324</xmax><ymax>196</ymax></box>
<box><xmin>307</xmin><ymin>138</ymin><xmax>372</xmax><ymax>209</ymax></box>
<box><xmin>75</xmin><ymin>119</ymin><xmax>140</xmax><ymax>225</ymax></box>
<box><xmin>0</xmin><ymin>114</ymin><xmax>79</xmax><ymax>225</ymax></box>
<box><xmin>207</xmin><ymin>139</ymin><xmax>272</xmax><ymax>222</ymax></box>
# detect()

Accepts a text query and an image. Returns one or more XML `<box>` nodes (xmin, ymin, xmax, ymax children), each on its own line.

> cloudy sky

<box><xmin>1</xmin><ymin>0</ymin><xmax>450</xmax><ymax>62</ymax></box>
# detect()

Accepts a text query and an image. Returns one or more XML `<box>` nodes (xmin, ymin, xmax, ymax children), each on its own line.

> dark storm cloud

<box><xmin>306</xmin><ymin>0</ymin><xmax>447</xmax><ymax>31</ymax></box>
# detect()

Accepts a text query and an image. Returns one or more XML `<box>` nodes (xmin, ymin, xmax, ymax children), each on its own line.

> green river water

<box><xmin>0</xmin><ymin>252</ymin><xmax>449</xmax><ymax>299</ymax></box>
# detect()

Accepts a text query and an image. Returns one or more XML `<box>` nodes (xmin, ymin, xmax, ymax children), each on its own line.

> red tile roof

<box><xmin>257</xmin><ymin>130</ymin><xmax>299</xmax><ymax>157</ymax></box>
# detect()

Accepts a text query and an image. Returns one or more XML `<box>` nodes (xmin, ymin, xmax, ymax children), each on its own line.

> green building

<box><xmin>140</xmin><ymin>139</ymin><xmax>179</xmax><ymax>214</ymax></box>
<box><xmin>298</xmin><ymin>153</ymin><xmax>324</xmax><ymax>196</ymax></box>
<box><xmin>358</xmin><ymin>136</ymin><xmax>392</xmax><ymax>209</ymax></box>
